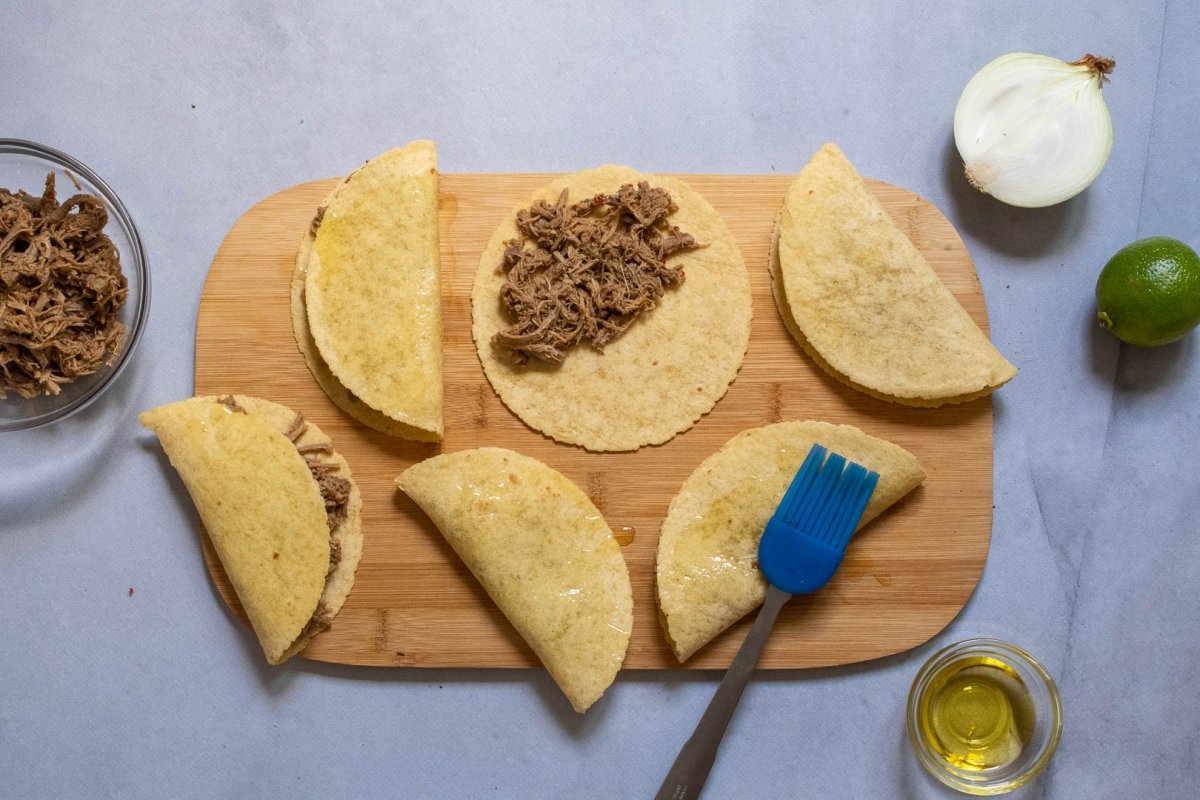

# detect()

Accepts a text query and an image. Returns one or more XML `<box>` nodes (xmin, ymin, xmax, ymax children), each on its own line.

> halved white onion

<box><xmin>954</xmin><ymin>52</ymin><xmax>1115</xmax><ymax>208</ymax></box>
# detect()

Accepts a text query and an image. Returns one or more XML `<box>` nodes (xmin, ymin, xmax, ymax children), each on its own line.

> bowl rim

<box><xmin>0</xmin><ymin>138</ymin><xmax>151</xmax><ymax>431</ymax></box>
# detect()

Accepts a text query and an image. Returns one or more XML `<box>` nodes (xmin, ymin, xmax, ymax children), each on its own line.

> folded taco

<box><xmin>292</xmin><ymin>140</ymin><xmax>444</xmax><ymax>441</ymax></box>
<box><xmin>771</xmin><ymin>143</ymin><xmax>1016</xmax><ymax>406</ymax></box>
<box><xmin>397</xmin><ymin>448</ymin><xmax>633</xmax><ymax>713</ymax></box>
<box><xmin>140</xmin><ymin>395</ymin><xmax>363</xmax><ymax>664</ymax></box>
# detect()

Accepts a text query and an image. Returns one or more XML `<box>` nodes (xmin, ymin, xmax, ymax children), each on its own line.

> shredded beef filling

<box><xmin>282</xmin><ymin>411</ymin><xmax>351</xmax><ymax>636</ymax></box>
<box><xmin>296</xmin><ymin>604</ymin><xmax>334</xmax><ymax>642</ymax></box>
<box><xmin>309</xmin><ymin>205</ymin><xmax>326</xmax><ymax>236</ymax></box>
<box><xmin>493</xmin><ymin>181</ymin><xmax>697</xmax><ymax>365</ymax></box>
<box><xmin>0</xmin><ymin>172</ymin><xmax>128</xmax><ymax>399</ymax></box>
<box><xmin>286</xmin><ymin>418</ymin><xmax>352</xmax><ymax>542</ymax></box>
<box><xmin>218</xmin><ymin>394</ymin><xmax>247</xmax><ymax>415</ymax></box>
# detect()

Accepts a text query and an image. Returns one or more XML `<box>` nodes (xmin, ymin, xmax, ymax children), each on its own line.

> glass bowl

<box><xmin>0</xmin><ymin>139</ymin><xmax>149</xmax><ymax>431</ymax></box>
<box><xmin>907</xmin><ymin>638</ymin><xmax>1063</xmax><ymax>795</ymax></box>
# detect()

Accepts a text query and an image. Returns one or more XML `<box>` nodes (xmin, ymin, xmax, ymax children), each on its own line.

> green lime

<box><xmin>1095</xmin><ymin>236</ymin><xmax>1200</xmax><ymax>346</ymax></box>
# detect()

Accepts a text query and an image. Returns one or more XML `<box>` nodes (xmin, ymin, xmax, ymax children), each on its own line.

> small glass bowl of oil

<box><xmin>907</xmin><ymin>638</ymin><xmax>1062</xmax><ymax>795</ymax></box>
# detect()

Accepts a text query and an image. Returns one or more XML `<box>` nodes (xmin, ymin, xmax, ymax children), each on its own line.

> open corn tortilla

<box><xmin>471</xmin><ymin>166</ymin><xmax>752</xmax><ymax>451</ymax></box>
<box><xmin>772</xmin><ymin>143</ymin><xmax>1016</xmax><ymax>406</ymax></box>
<box><xmin>397</xmin><ymin>448</ymin><xmax>632</xmax><ymax>713</ymax></box>
<box><xmin>140</xmin><ymin>395</ymin><xmax>363</xmax><ymax>664</ymax></box>
<box><xmin>656</xmin><ymin>420</ymin><xmax>924</xmax><ymax>663</ymax></box>
<box><xmin>294</xmin><ymin>140</ymin><xmax>443</xmax><ymax>440</ymax></box>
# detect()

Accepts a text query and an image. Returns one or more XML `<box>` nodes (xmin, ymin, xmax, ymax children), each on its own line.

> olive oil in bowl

<box><xmin>907</xmin><ymin>639</ymin><xmax>1062</xmax><ymax>795</ymax></box>
<box><xmin>921</xmin><ymin>657</ymin><xmax>1035</xmax><ymax>770</ymax></box>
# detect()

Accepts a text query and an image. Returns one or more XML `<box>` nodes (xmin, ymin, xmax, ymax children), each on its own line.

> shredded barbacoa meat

<box><xmin>309</xmin><ymin>205</ymin><xmax>326</xmax><ymax>236</ymax></box>
<box><xmin>0</xmin><ymin>172</ymin><xmax>128</xmax><ymax>399</ymax></box>
<box><xmin>283</xmin><ymin>411</ymin><xmax>349</xmax><ymax>637</ymax></box>
<box><xmin>493</xmin><ymin>181</ymin><xmax>697</xmax><ymax>364</ymax></box>
<box><xmin>284</xmin><ymin>413</ymin><xmax>352</xmax><ymax>544</ymax></box>
<box><xmin>296</xmin><ymin>603</ymin><xmax>334</xmax><ymax>641</ymax></box>
<box><xmin>218</xmin><ymin>394</ymin><xmax>247</xmax><ymax>415</ymax></box>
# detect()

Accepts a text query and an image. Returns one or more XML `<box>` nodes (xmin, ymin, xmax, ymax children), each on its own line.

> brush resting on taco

<box><xmin>656</xmin><ymin>420</ymin><xmax>925</xmax><ymax>662</ymax></box>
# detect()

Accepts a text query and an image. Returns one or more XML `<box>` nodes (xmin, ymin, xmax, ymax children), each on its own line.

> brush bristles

<box><xmin>777</xmin><ymin>444</ymin><xmax>825</xmax><ymax>524</ymax></box>
<box><xmin>793</xmin><ymin>453</ymin><xmax>846</xmax><ymax>533</ymax></box>
<box><xmin>828</xmin><ymin>466</ymin><xmax>879</xmax><ymax>549</ymax></box>
<box><xmin>778</xmin><ymin>447</ymin><xmax>879</xmax><ymax>550</ymax></box>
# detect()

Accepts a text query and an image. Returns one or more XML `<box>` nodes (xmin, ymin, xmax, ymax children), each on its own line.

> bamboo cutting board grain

<box><xmin>195</xmin><ymin>173</ymin><xmax>994</xmax><ymax>670</ymax></box>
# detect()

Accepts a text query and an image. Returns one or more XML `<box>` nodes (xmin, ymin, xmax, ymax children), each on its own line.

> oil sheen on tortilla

<box><xmin>656</xmin><ymin>420</ymin><xmax>924</xmax><ymax>663</ymax></box>
<box><xmin>397</xmin><ymin>448</ymin><xmax>632</xmax><ymax>713</ymax></box>
<box><xmin>295</xmin><ymin>140</ymin><xmax>443</xmax><ymax>440</ymax></box>
<box><xmin>140</xmin><ymin>395</ymin><xmax>363</xmax><ymax>665</ymax></box>
<box><xmin>471</xmin><ymin>166</ymin><xmax>752</xmax><ymax>452</ymax></box>
<box><xmin>772</xmin><ymin>143</ymin><xmax>1016</xmax><ymax>406</ymax></box>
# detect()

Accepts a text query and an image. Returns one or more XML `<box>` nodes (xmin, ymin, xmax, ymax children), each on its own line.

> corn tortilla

<box><xmin>140</xmin><ymin>395</ymin><xmax>363</xmax><ymax>665</ymax></box>
<box><xmin>397</xmin><ymin>448</ymin><xmax>632</xmax><ymax>713</ymax></box>
<box><xmin>773</xmin><ymin>143</ymin><xmax>1016</xmax><ymax>405</ymax></box>
<box><xmin>471</xmin><ymin>166</ymin><xmax>752</xmax><ymax>452</ymax></box>
<box><xmin>656</xmin><ymin>420</ymin><xmax>924</xmax><ymax>663</ymax></box>
<box><xmin>297</xmin><ymin>140</ymin><xmax>443</xmax><ymax>440</ymax></box>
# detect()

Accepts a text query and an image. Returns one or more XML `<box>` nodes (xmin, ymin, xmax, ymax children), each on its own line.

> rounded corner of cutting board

<box><xmin>195</xmin><ymin>172</ymin><xmax>996</xmax><ymax>671</ymax></box>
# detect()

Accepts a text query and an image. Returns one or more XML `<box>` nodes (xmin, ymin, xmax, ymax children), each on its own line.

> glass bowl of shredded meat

<box><xmin>0</xmin><ymin>139</ymin><xmax>149</xmax><ymax>431</ymax></box>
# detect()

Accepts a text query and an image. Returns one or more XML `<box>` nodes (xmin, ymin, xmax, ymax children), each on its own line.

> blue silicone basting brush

<box><xmin>654</xmin><ymin>444</ymin><xmax>880</xmax><ymax>800</ymax></box>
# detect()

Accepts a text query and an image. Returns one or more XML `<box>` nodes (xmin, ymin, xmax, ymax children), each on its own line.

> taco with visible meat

<box><xmin>471</xmin><ymin>165</ymin><xmax>752</xmax><ymax>451</ymax></box>
<box><xmin>140</xmin><ymin>394</ymin><xmax>363</xmax><ymax>664</ymax></box>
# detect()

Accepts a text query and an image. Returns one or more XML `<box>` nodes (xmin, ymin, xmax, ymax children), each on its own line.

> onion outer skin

<box><xmin>954</xmin><ymin>52</ymin><xmax>1114</xmax><ymax>208</ymax></box>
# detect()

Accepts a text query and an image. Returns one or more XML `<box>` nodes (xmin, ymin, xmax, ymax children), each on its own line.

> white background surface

<box><xmin>3</xmin><ymin>3</ymin><xmax>1197</xmax><ymax>798</ymax></box>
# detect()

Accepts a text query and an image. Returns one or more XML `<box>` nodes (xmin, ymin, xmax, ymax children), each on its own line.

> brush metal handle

<box><xmin>653</xmin><ymin>584</ymin><xmax>792</xmax><ymax>800</ymax></box>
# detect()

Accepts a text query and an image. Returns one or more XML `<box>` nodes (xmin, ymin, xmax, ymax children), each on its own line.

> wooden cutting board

<box><xmin>195</xmin><ymin>173</ymin><xmax>994</xmax><ymax>670</ymax></box>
